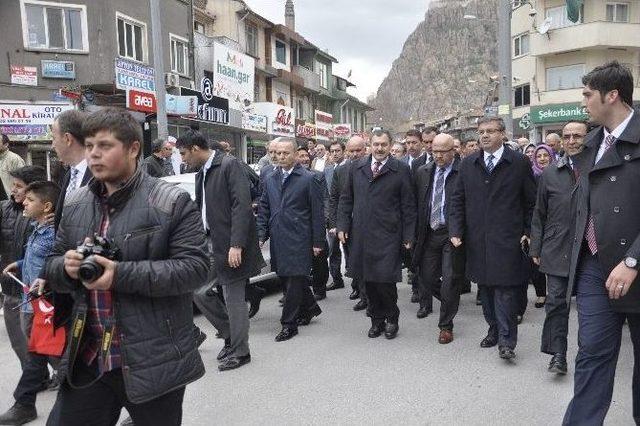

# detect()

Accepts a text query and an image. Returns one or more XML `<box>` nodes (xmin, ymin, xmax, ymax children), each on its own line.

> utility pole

<box><xmin>497</xmin><ymin>0</ymin><xmax>513</xmax><ymax>137</ymax></box>
<box><xmin>150</xmin><ymin>0</ymin><xmax>168</xmax><ymax>141</ymax></box>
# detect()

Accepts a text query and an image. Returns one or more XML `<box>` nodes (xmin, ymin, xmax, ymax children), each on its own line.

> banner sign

<box><xmin>41</xmin><ymin>60</ymin><xmax>76</xmax><ymax>79</ymax></box>
<box><xmin>181</xmin><ymin>77</ymin><xmax>229</xmax><ymax>125</ymax></box>
<box><xmin>314</xmin><ymin>110</ymin><xmax>333</xmax><ymax>141</ymax></box>
<box><xmin>249</xmin><ymin>102</ymin><xmax>295</xmax><ymax>137</ymax></box>
<box><xmin>166</xmin><ymin>95</ymin><xmax>198</xmax><ymax>116</ymax></box>
<box><xmin>11</xmin><ymin>66</ymin><xmax>38</xmax><ymax>86</ymax></box>
<box><xmin>0</xmin><ymin>103</ymin><xmax>73</xmax><ymax>141</ymax></box>
<box><xmin>212</xmin><ymin>42</ymin><xmax>255</xmax><ymax>110</ymax></box>
<box><xmin>295</xmin><ymin>119</ymin><xmax>316</xmax><ymax>139</ymax></box>
<box><xmin>126</xmin><ymin>89</ymin><xmax>157</xmax><ymax>113</ymax></box>
<box><xmin>530</xmin><ymin>103</ymin><xmax>588</xmax><ymax>124</ymax></box>
<box><xmin>115</xmin><ymin>58</ymin><xmax>155</xmax><ymax>92</ymax></box>
<box><xmin>333</xmin><ymin>123</ymin><xmax>352</xmax><ymax>139</ymax></box>
<box><xmin>242</xmin><ymin>112</ymin><xmax>267</xmax><ymax>133</ymax></box>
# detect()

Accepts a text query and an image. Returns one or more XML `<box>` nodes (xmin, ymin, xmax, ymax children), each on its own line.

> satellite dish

<box><xmin>538</xmin><ymin>17</ymin><xmax>552</xmax><ymax>35</ymax></box>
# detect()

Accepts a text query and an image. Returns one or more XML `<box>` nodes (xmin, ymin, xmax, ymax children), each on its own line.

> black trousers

<box><xmin>365</xmin><ymin>281</ymin><xmax>399</xmax><ymax>326</ymax></box>
<box><xmin>281</xmin><ymin>276</ymin><xmax>316</xmax><ymax>329</ymax></box>
<box><xmin>531</xmin><ymin>263</ymin><xmax>547</xmax><ymax>298</ymax></box>
<box><xmin>53</xmin><ymin>362</ymin><xmax>185</xmax><ymax>426</ymax></box>
<box><xmin>541</xmin><ymin>274</ymin><xmax>570</xmax><ymax>356</ymax></box>
<box><xmin>14</xmin><ymin>353</ymin><xmax>52</xmax><ymax>406</ymax></box>
<box><xmin>327</xmin><ymin>233</ymin><xmax>344</xmax><ymax>285</ymax></box>
<box><xmin>479</xmin><ymin>285</ymin><xmax>520</xmax><ymax>349</ymax></box>
<box><xmin>311</xmin><ymin>249</ymin><xmax>329</xmax><ymax>297</ymax></box>
<box><xmin>418</xmin><ymin>229</ymin><xmax>461</xmax><ymax>330</ymax></box>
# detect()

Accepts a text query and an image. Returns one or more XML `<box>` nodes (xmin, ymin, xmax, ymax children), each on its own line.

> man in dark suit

<box><xmin>337</xmin><ymin>130</ymin><xmax>416</xmax><ymax>339</ymax></box>
<box><xmin>177</xmin><ymin>130</ymin><xmax>263</xmax><ymax>371</ymax></box>
<box><xmin>563</xmin><ymin>61</ymin><xmax>640</xmax><ymax>425</ymax></box>
<box><xmin>402</xmin><ymin>129</ymin><xmax>428</xmax><ymax>172</ymax></box>
<box><xmin>325</xmin><ymin>141</ymin><xmax>348</xmax><ymax>292</ymax></box>
<box><xmin>449</xmin><ymin>116</ymin><xmax>536</xmax><ymax>360</ymax></box>
<box><xmin>413</xmin><ymin>134</ymin><xmax>462</xmax><ymax>344</ymax></box>
<box><xmin>421</xmin><ymin>126</ymin><xmax>438</xmax><ymax>164</ymax></box>
<box><xmin>257</xmin><ymin>138</ymin><xmax>324</xmax><ymax>342</ymax></box>
<box><xmin>530</xmin><ymin>120</ymin><xmax>588</xmax><ymax>376</ymax></box>
<box><xmin>142</xmin><ymin>138</ymin><xmax>172</xmax><ymax>178</ymax></box>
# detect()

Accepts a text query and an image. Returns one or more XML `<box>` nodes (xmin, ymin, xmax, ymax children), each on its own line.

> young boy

<box><xmin>1</xmin><ymin>180</ymin><xmax>60</xmax><ymax>425</ymax></box>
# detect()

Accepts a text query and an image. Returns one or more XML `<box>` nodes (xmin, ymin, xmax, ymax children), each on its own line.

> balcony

<box><xmin>531</xmin><ymin>21</ymin><xmax>640</xmax><ymax>56</ymax></box>
<box><xmin>292</xmin><ymin>65</ymin><xmax>320</xmax><ymax>92</ymax></box>
<box><xmin>275</xmin><ymin>69</ymin><xmax>304</xmax><ymax>87</ymax></box>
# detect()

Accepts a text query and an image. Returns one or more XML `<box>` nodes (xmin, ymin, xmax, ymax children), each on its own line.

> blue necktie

<box><xmin>486</xmin><ymin>154</ymin><xmax>495</xmax><ymax>174</ymax></box>
<box><xmin>282</xmin><ymin>171</ymin><xmax>289</xmax><ymax>185</ymax></box>
<box><xmin>430</xmin><ymin>167</ymin><xmax>446</xmax><ymax>230</ymax></box>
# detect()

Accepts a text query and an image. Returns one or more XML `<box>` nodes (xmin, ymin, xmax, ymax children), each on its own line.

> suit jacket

<box><xmin>403</xmin><ymin>153</ymin><xmax>428</xmax><ymax>174</ymax></box>
<box><xmin>327</xmin><ymin>161</ymin><xmax>350</xmax><ymax>229</ymax></box>
<box><xmin>195</xmin><ymin>151</ymin><xmax>264</xmax><ymax>283</ymax></box>
<box><xmin>449</xmin><ymin>147</ymin><xmax>537</xmax><ymax>287</ymax></box>
<box><xmin>323</xmin><ymin>161</ymin><xmax>340</xmax><ymax>189</ymax></box>
<box><xmin>54</xmin><ymin>166</ymin><xmax>93</xmax><ymax>231</ymax></box>
<box><xmin>568</xmin><ymin>110</ymin><xmax>640</xmax><ymax>313</ymax></box>
<box><xmin>142</xmin><ymin>154</ymin><xmax>166</xmax><ymax>178</ymax></box>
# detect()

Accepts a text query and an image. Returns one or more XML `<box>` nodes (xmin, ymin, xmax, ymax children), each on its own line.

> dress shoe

<box><xmin>353</xmin><ymin>300</ymin><xmax>367</xmax><ymax>311</ymax></box>
<box><xmin>367</xmin><ymin>323</ymin><xmax>384</xmax><ymax>338</ymax></box>
<box><xmin>120</xmin><ymin>416</ymin><xmax>134</xmax><ymax>426</ymax></box>
<box><xmin>348</xmin><ymin>289</ymin><xmax>360</xmax><ymax>300</ymax></box>
<box><xmin>416</xmin><ymin>306</ymin><xmax>432</xmax><ymax>319</ymax></box>
<box><xmin>297</xmin><ymin>304</ymin><xmax>322</xmax><ymax>326</ymax></box>
<box><xmin>326</xmin><ymin>281</ymin><xmax>345</xmax><ymax>291</ymax></box>
<box><xmin>216</xmin><ymin>341</ymin><xmax>232</xmax><ymax>361</ymax></box>
<box><xmin>314</xmin><ymin>293</ymin><xmax>326</xmax><ymax>301</ymax></box>
<box><xmin>218</xmin><ymin>354</ymin><xmax>251</xmax><ymax>371</ymax></box>
<box><xmin>247</xmin><ymin>286</ymin><xmax>266</xmax><ymax>318</ymax></box>
<box><xmin>0</xmin><ymin>402</ymin><xmax>37</xmax><ymax>425</ymax></box>
<box><xmin>480</xmin><ymin>335</ymin><xmax>498</xmax><ymax>348</ymax></box>
<box><xmin>275</xmin><ymin>327</ymin><xmax>298</xmax><ymax>342</ymax></box>
<box><xmin>410</xmin><ymin>292</ymin><xmax>420</xmax><ymax>303</ymax></box>
<box><xmin>535</xmin><ymin>297</ymin><xmax>546</xmax><ymax>309</ymax></box>
<box><xmin>438</xmin><ymin>329</ymin><xmax>454</xmax><ymax>344</ymax></box>
<box><xmin>517</xmin><ymin>315</ymin><xmax>524</xmax><ymax>324</ymax></box>
<box><xmin>548</xmin><ymin>353</ymin><xmax>568</xmax><ymax>375</ymax></box>
<box><xmin>384</xmin><ymin>322</ymin><xmax>399</xmax><ymax>339</ymax></box>
<box><xmin>499</xmin><ymin>346</ymin><xmax>516</xmax><ymax>360</ymax></box>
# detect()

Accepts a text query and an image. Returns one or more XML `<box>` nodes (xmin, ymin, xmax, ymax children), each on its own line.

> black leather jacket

<box><xmin>0</xmin><ymin>199</ymin><xmax>32</xmax><ymax>296</ymax></box>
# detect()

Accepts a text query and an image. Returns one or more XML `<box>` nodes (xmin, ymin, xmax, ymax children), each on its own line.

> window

<box><xmin>275</xmin><ymin>39</ymin><xmax>287</xmax><ymax>65</ymax></box>
<box><xmin>316</xmin><ymin>61</ymin><xmax>328</xmax><ymax>89</ymax></box>
<box><xmin>545</xmin><ymin>5</ymin><xmax>583</xmax><ymax>29</ymax></box>
<box><xmin>21</xmin><ymin>0</ymin><xmax>88</xmax><ymax>51</ymax></box>
<box><xmin>194</xmin><ymin>21</ymin><xmax>205</xmax><ymax>34</ymax></box>
<box><xmin>254</xmin><ymin>78</ymin><xmax>260</xmax><ymax>102</ymax></box>
<box><xmin>117</xmin><ymin>13</ymin><xmax>147</xmax><ymax>62</ymax></box>
<box><xmin>296</xmin><ymin>99</ymin><xmax>304</xmax><ymax>119</ymax></box>
<box><xmin>546</xmin><ymin>64</ymin><xmax>585</xmax><ymax>90</ymax></box>
<box><xmin>513</xmin><ymin>34</ymin><xmax>529</xmax><ymax>57</ymax></box>
<box><xmin>170</xmin><ymin>34</ymin><xmax>189</xmax><ymax>76</ymax></box>
<box><xmin>514</xmin><ymin>84</ymin><xmax>530</xmax><ymax>107</ymax></box>
<box><xmin>606</xmin><ymin>3</ymin><xmax>629</xmax><ymax>22</ymax></box>
<box><xmin>246</xmin><ymin>23</ymin><xmax>258</xmax><ymax>57</ymax></box>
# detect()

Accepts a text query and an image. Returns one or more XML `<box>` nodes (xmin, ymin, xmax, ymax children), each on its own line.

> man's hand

<box><xmin>404</xmin><ymin>242</ymin><xmax>412</xmax><ymax>250</ymax></box>
<box><xmin>313</xmin><ymin>247</ymin><xmax>322</xmax><ymax>257</ymax></box>
<box><xmin>450</xmin><ymin>237</ymin><xmax>462</xmax><ymax>248</ymax></box>
<box><xmin>2</xmin><ymin>262</ymin><xmax>18</xmax><ymax>275</ymax></box>
<box><xmin>81</xmin><ymin>255</ymin><xmax>116</xmax><ymax>291</ymax></box>
<box><xmin>228</xmin><ymin>247</ymin><xmax>243</xmax><ymax>268</ymax></box>
<box><xmin>532</xmin><ymin>257</ymin><xmax>541</xmax><ymax>266</ymax></box>
<box><xmin>338</xmin><ymin>231</ymin><xmax>348</xmax><ymax>244</ymax></box>
<box><xmin>605</xmin><ymin>261</ymin><xmax>638</xmax><ymax>299</ymax></box>
<box><xmin>44</xmin><ymin>212</ymin><xmax>55</xmax><ymax>226</ymax></box>
<box><xmin>328</xmin><ymin>228</ymin><xmax>337</xmax><ymax>236</ymax></box>
<box><xmin>64</xmin><ymin>250</ymin><xmax>84</xmax><ymax>280</ymax></box>
<box><xmin>33</xmin><ymin>278</ymin><xmax>47</xmax><ymax>296</ymax></box>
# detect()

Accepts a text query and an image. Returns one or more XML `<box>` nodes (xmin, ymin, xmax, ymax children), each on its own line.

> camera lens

<box><xmin>78</xmin><ymin>256</ymin><xmax>104</xmax><ymax>283</ymax></box>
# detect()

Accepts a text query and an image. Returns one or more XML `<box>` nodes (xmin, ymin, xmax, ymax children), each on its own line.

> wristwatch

<box><xmin>624</xmin><ymin>257</ymin><xmax>639</xmax><ymax>270</ymax></box>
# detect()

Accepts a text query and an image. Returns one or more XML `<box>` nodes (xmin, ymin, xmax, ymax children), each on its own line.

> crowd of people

<box><xmin>0</xmin><ymin>61</ymin><xmax>637</xmax><ymax>425</ymax></box>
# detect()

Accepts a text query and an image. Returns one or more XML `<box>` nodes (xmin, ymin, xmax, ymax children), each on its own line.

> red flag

<box><xmin>28</xmin><ymin>298</ymin><xmax>66</xmax><ymax>356</ymax></box>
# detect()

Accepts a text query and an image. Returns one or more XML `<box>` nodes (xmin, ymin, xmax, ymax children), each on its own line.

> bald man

<box><xmin>412</xmin><ymin>134</ymin><xmax>463</xmax><ymax>344</ymax></box>
<box><xmin>545</xmin><ymin>133</ymin><xmax>562</xmax><ymax>159</ymax></box>
<box><xmin>516</xmin><ymin>137</ymin><xmax>529</xmax><ymax>152</ymax></box>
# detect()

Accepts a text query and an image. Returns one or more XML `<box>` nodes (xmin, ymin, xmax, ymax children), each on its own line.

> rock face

<box><xmin>370</xmin><ymin>0</ymin><xmax>498</xmax><ymax>129</ymax></box>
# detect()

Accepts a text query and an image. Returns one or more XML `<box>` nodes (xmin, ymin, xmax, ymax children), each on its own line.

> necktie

<box><xmin>584</xmin><ymin>135</ymin><xmax>616</xmax><ymax>254</ymax></box>
<box><xmin>485</xmin><ymin>154</ymin><xmax>495</xmax><ymax>174</ymax></box>
<box><xmin>282</xmin><ymin>171</ymin><xmax>289</xmax><ymax>185</ymax></box>
<box><xmin>66</xmin><ymin>168</ymin><xmax>79</xmax><ymax>195</ymax></box>
<box><xmin>372</xmin><ymin>161</ymin><xmax>382</xmax><ymax>178</ymax></box>
<box><xmin>430</xmin><ymin>167</ymin><xmax>446</xmax><ymax>230</ymax></box>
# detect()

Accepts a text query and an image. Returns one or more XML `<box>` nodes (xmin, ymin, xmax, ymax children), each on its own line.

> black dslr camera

<box><xmin>76</xmin><ymin>235</ymin><xmax>120</xmax><ymax>283</ymax></box>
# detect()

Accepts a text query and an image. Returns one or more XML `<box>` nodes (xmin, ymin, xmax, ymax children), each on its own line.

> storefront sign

<box><xmin>213</xmin><ymin>42</ymin><xmax>255</xmax><ymax>110</ymax></box>
<box><xmin>41</xmin><ymin>60</ymin><xmax>76</xmax><ymax>79</ymax></box>
<box><xmin>115</xmin><ymin>58</ymin><xmax>155</xmax><ymax>92</ymax></box>
<box><xmin>11</xmin><ymin>66</ymin><xmax>38</xmax><ymax>86</ymax></box>
<box><xmin>517</xmin><ymin>113</ymin><xmax>531</xmax><ymax>131</ymax></box>
<box><xmin>249</xmin><ymin>102</ymin><xmax>295</xmax><ymax>137</ymax></box>
<box><xmin>333</xmin><ymin>123</ymin><xmax>352</xmax><ymax>139</ymax></box>
<box><xmin>126</xmin><ymin>89</ymin><xmax>157</xmax><ymax>113</ymax></box>
<box><xmin>314</xmin><ymin>110</ymin><xmax>333</xmax><ymax>141</ymax></box>
<box><xmin>295</xmin><ymin>119</ymin><xmax>316</xmax><ymax>139</ymax></box>
<box><xmin>530</xmin><ymin>103</ymin><xmax>588</xmax><ymax>124</ymax></box>
<box><xmin>181</xmin><ymin>79</ymin><xmax>229</xmax><ymax>125</ymax></box>
<box><xmin>242</xmin><ymin>113</ymin><xmax>267</xmax><ymax>133</ymax></box>
<box><xmin>0</xmin><ymin>103</ymin><xmax>73</xmax><ymax>141</ymax></box>
<box><xmin>166</xmin><ymin>95</ymin><xmax>198</xmax><ymax>116</ymax></box>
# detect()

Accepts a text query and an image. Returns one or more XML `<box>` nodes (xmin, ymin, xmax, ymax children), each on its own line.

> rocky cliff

<box><xmin>370</xmin><ymin>0</ymin><xmax>498</xmax><ymax>129</ymax></box>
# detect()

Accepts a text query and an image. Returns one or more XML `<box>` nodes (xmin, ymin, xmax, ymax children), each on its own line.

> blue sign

<box><xmin>41</xmin><ymin>60</ymin><xmax>76</xmax><ymax>79</ymax></box>
<box><xmin>114</xmin><ymin>58</ymin><xmax>155</xmax><ymax>92</ymax></box>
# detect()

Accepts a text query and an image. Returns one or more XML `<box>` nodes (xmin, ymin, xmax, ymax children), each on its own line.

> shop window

<box><xmin>21</xmin><ymin>0</ymin><xmax>88</xmax><ymax>51</ymax></box>
<box><xmin>117</xmin><ymin>13</ymin><xmax>147</xmax><ymax>62</ymax></box>
<box><xmin>514</xmin><ymin>84</ymin><xmax>530</xmax><ymax>107</ymax></box>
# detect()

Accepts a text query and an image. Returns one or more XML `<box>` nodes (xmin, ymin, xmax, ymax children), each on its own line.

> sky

<box><xmin>244</xmin><ymin>0</ymin><xmax>430</xmax><ymax>102</ymax></box>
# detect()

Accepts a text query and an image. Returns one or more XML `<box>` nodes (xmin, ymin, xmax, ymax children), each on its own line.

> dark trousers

<box><xmin>281</xmin><ymin>276</ymin><xmax>316</xmax><ymax>329</ymax></box>
<box><xmin>3</xmin><ymin>294</ymin><xmax>28</xmax><ymax>369</ymax></box>
<box><xmin>365</xmin><ymin>281</ymin><xmax>399</xmax><ymax>326</ymax></box>
<box><xmin>531</xmin><ymin>263</ymin><xmax>547</xmax><ymax>297</ymax></box>
<box><xmin>541</xmin><ymin>274</ymin><xmax>569</xmax><ymax>356</ymax></box>
<box><xmin>563</xmin><ymin>251</ymin><xmax>640</xmax><ymax>425</ymax></box>
<box><xmin>479</xmin><ymin>285</ymin><xmax>520</xmax><ymax>349</ymax></box>
<box><xmin>53</xmin><ymin>362</ymin><xmax>185</xmax><ymax>426</ymax></box>
<box><xmin>418</xmin><ymin>229</ymin><xmax>460</xmax><ymax>330</ymax></box>
<box><xmin>311</xmin><ymin>249</ymin><xmax>329</xmax><ymax>297</ymax></box>
<box><xmin>327</xmin><ymin>233</ymin><xmax>344</xmax><ymax>285</ymax></box>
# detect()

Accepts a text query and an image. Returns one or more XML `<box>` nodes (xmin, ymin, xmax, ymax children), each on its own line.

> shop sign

<box><xmin>166</xmin><ymin>95</ymin><xmax>198</xmax><ymax>116</ymax></box>
<box><xmin>530</xmin><ymin>103</ymin><xmax>588</xmax><ymax>124</ymax></box>
<box><xmin>11</xmin><ymin>66</ymin><xmax>38</xmax><ymax>86</ymax></box>
<box><xmin>333</xmin><ymin>123</ymin><xmax>352</xmax><ymax>139</ymax></box>
<box><xmin>517</xmin><ymin>113</ymin><xmax>531</xmax><ymax>131</ymax></box>
<box><xmin>115</xmin><ymin>58</ymin><xmax>155</xmax><ymax>92</ymax></box>
<box><xmin>212</xmin><ymin>42</ymin><xmax>255</xmax><ymax>110</ymax></box>
<box><xmin>242</xmin><ymin>113</ymin><xmax>267</xmax><ymax>133</ymax></box>
<box><xmin>249</xmin><ymin>102</ymin><xmax>295</xmax><ymax>137</ymax></box>
<box><xmin>181</xmin><ymin>77</ymin><xmax>229</xmax><ymax>125</ymax></box>
<box><xmin>295</xmin><ymin>119</ymin><xmax>316</xmax><ymax>139</ymax></box>
<box><xmin>126</xmin><ymin>89</ymin><xmax>157</xmax><ymax>113</ymax></box>
<box><xmin>0</xmin><ymin>103</ymin><xmax>73</xmax><ymax>141</ymax></box>
<box><xmin>314</xmin><ymin>110</ymin><xmax>333</xmax><ymax>141</ymax></box>
<box><xmin>41</xmin><ymin>60</ymin><xmax>76</xmax><ymax>79</ymax></box>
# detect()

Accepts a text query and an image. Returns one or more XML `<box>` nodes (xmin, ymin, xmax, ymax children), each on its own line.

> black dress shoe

<box><xmin>367</xmin><ymin>323</ymin><xmax>384</xmax><ymax>338</ymax></box>
<box><xmin>247</xmin><ymin>286</ymin><xmax>266</xmax><ymax>319</ymax></box>
<box><xmin>410</xmin><ymin>292</ymin><xmax>420</xmax><ymax>303</ymax></box>
<box><xmin>416</xmin><ymin>306</ymin><xmax>432</xmax><ymax>319</ymax></box>
<box><xmin>353</xmin><ymin>300</ymin><xmax>367</xmax><ymax>311</ymax></box>
<box><xmin>275</xmin><ymin>327</ymin><xmax>298</xmax><ymax>342</ymax></box>
<box><xmin>0</xmin><ymin>402</ymin><xmax>37</xmax><ymax>425</ymax></box>
<box><xmin>218</xmin><ymin>354</ymin><xmax>251</xmax><ymax>371</ymax></box>
<box><xmin>480</xmin><ymin>335</ymin><xmax>498</xmax><ymax>348</ymax></box>
<box><xmin>384</xmin><ymin>322</ymin><xmax>399</xmax><ymax>339</ymax></box>
<box><xmin>297</xmin><ymin>304</ymin><xmax>322</xmax><ymax>326</ymax></box>
<box><xmin>217</xmin><ymin>341</ymin><xmax>232</xmax><ymax>361</ymax></box>
<box><xmin>348</xmin><ymin>289</ymin><xmax>360</xmax><ymax>300</ymax></box>
<box><xmin>326</xmin><ymin>281</ymin><xmax>345</xmax><ymax>291</ymax></box>
<box><xmin>121</xmin><ymin>416</ymin><xmax>134</xmax><ymax>426</ymax></box>
<box><xmin>548</xmin><ymin>353</ymin><xmax>568</xmax><ymax>374</ymax></box>
<box><xmin>314</xmin><ymin>293</ymin><xmax>326</xmax><ymax>301</ymax></box>
<box><xmin>499</xmin><ymin>346</ymin><xmax>516</xmax><ymax>359</ymax></box>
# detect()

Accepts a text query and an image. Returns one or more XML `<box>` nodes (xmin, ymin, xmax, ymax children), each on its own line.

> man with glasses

<box><xmin>530</xmin><ymin>120</ymin><xmax>588</xmax><ymax>376</ymax></box>
<box><xmin>450</xmin><ymin>117</ymin><xmax>536</xmax><ymax>360</ymax></box>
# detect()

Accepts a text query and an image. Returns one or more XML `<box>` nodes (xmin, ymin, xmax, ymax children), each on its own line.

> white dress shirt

<box><xmin>66</xmin><ymin>159</ymin><xmax>88</xmax><ymax>195</ymax></box>
<box><xmin>483</xmin><ymin>144</ymin><xmax>505</xmax><ymax>165</ymax></box>
<box><xmin>201</xmin><ymin>150</ymin><xmax>216</xmax><ymax>231</ymax></box>
<box><xmin>430</xmin><ymin>162</ymin><xmax>454</xmax><ymax>225</ymax></box>
<box><xmin>371</xmin><ymin>156</ymin><xmax>389</xmax><ymax>172</ymax></box>
<box><xmin>596</xmin><ymin>109</ymin><xmax>634</xmax><ymax>164</ymax></box>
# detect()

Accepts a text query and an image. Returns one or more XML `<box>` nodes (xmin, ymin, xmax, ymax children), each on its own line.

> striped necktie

<box><xmin>485</xmin><ymin>154</ymin><xmax>495</xmax><ymax>174</ymax></box>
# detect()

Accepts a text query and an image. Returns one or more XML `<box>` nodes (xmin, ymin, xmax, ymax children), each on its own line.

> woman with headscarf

<box><xmin>532</xmin><ymin>144</ymin><xmax>554</xmax><ymax>179</ymax></box>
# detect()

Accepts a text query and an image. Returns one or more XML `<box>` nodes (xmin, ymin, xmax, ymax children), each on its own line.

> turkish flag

<box><xmin>28</xmin><ymin>298</ymin><xmax>66</xmax><ymax>356</ymax></box>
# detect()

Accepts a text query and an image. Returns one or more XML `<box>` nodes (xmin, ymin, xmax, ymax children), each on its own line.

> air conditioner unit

<box><xmin>165</xmin><ymin>72</ymin><xmax>180</xmax><ymax>87</ymax></box>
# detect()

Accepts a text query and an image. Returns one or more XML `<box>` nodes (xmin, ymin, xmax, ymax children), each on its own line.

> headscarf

<box><xmin>532</xmin><ymin>144</ymin><xmax>555</xmax><ymax>176</ymax></box>
<box><xmin>523</xmin><ymin>143</ymin><xmax>536</xmax><ymax>161</ymax></box>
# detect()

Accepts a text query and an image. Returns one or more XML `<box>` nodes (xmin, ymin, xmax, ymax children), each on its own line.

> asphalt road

<box><xmin>0</xmin><ymin>278</ymin><xmax>635</xmax><ymax>425</ymax></box>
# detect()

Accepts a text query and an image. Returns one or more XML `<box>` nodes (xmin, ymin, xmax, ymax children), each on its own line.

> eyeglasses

<box><xmin>562</xmin><ymin>133</ymin><xmax>585</xmax><ymax>141</ymax></box>
<box><xmin>476</xmin><ymin>129</ymin><xmax>501</xmax><ymax>136</ymax></box>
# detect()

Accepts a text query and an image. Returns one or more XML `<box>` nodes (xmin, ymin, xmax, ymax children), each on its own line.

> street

<box><xmin>0</xmin><ymin>278</ymin><xmax>635</xmax><ymax>426</ymax></box>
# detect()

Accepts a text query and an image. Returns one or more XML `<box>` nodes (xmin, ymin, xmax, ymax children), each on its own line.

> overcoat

<box><xmin>449</xmin><ymin>147</ymin><xmax>537</xmax><ymax>287</ymax></box>
<box><xmin>568</xmin><ymin>111</ymin><xmax>640</xmax><ymax>313</ymax></box>
<box><xmin>336</xmin><ymin>155</ymin><xmax>416</xmax><ymax>283</ymax></box>
<box><xmin>256</xmin><ymin>164</ymin><xmax>325</xmax><ymax>277</ymax></box>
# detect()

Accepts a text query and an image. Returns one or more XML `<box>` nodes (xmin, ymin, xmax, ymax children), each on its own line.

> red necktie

<box><xmin>372</xmin><ymin>161</ymin><xmax>381</xmax><ymax>178</ymax></box>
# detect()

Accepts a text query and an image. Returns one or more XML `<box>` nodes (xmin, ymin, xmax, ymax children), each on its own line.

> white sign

<box><xmin>213</xmin><ymin>42</ymin><xmax>255</xmax><ymax>110</ymax></box>
<box><xmin>115</xmin><ymin>58</ymin><xmax>155</xmax><ymax>92</ymax></box>
<box><xmin>333</xmin><ymin>123</ymin><xmax>352</xmax><ymax>139</ymax></box>
<box><xmin>0</xmin><ymin>103</ymin><xmax>74</xmax><ymax>126</ymax></box>
<box><xmin>242</xmin><ymin>112</ymin><xmax>267</xmax><ymax>133</ymax></box>
<box><xmin>315</xmin><ymin>110</ymin><xmax>333</xmax><ymax>141</ymax></box>
<box><xmin>11</xmin><ymin>66</ymin><xmax>38</xmax><ymax>86</ymax></box>
<box><xmin>166</xmin><ymin>95</ymin><xmax>198</xmax><ymax>116</ymax></box>
<box><xmin>249</xmin><ymin>102</ymin><xmax>295</xmax><ymax>137</ymax></box>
